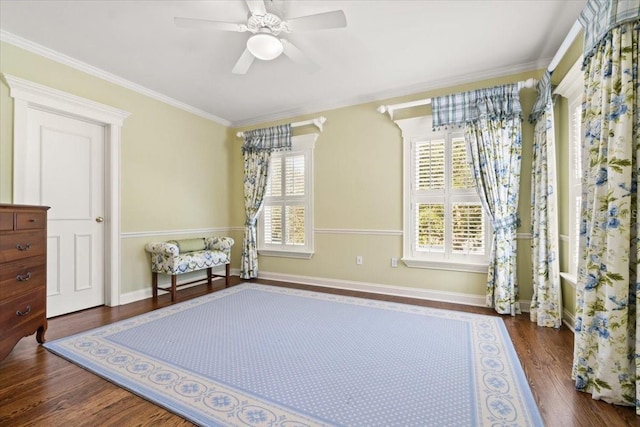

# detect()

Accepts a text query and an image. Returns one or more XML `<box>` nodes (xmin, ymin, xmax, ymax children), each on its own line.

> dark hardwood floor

<box><xmin>0</xmin><ymin>277</ymin><xmax>637</xmax><ymax>426</ymax></box>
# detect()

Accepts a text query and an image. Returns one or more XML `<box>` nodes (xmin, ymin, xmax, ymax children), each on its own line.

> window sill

<box><xmin>402</xmin><ymin>258</ymin><xmax>488</xmax><ymax>273</ymax></box>
<box><xmin>258</xmin><ymin>249</ymin><xmax>314</xmax><ymax>260</ymax></box>
<box><xmin>560</xmin><ymin>272</ymin><xmax>577</xmax><ymax>287</ymax></box>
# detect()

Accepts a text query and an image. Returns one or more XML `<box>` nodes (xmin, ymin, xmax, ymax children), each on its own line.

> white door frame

<box><xmin>3</xmin><ymin>73</ymin><xmax>130</xmax><ymax>307</ymax></box>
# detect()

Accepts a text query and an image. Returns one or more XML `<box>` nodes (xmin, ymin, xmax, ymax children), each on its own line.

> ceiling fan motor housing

<box><xmin>174</xmin><ymin>1</ymin><xmax>347</xmax><ymax>74</ymax></box>
<box><xmin>247</xmin><ymin>12</ymin><xmax>290</xmax><ymax>35</ymax></box>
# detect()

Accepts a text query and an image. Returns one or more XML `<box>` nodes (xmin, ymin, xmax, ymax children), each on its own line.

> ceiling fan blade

<box><xmin>245</xmin><ymin>0</ymin><xmax>267</xmax><ymax>16</ymax></box>
<box><xmin>286</xmin><ymin>10</ymin><xmax>347</xmax><ymax>32</ymax></box>
<box><xmin>281</xmin><ymin>39</ymin><xmax>320</xmax><ymax>73</ymax></box>
<box><xmin>174</xmin><ymin>17</ymin><xmax>246</xmax><ymax>32</ymax></box>
<box><xmin>232</xmin><ymin>48</ymin><xmax>256</xmax><ymax>75</ymax></box>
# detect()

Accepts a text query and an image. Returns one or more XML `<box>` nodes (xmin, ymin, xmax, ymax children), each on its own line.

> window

<box><xmin>396</xmin><ymin>116</ymin><xmax>489</xmax><ymax>271</ymax></box>
<box><xmin>555</xmin><ymin>58</ymin><xmax>584</xmax><ymax>283</ymax></box>
<box><xmin>568</xmin><ymin>98</ymin><xmax>582</xmax><ymax>279</ymax></box>
<box><xmin>258</xmin><ymin>133</ymin><xmax>317</xmax><ymax>259</ymax></box>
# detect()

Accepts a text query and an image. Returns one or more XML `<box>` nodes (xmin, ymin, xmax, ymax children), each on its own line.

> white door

<box><xmin>25</xmin><ymin>109</ymin><xmax>105</xmax><ymax>317</ymax></box>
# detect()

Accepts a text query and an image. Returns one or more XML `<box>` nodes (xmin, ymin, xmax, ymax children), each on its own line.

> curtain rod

<box><xmin>236</xmin><ymin>116</ymin><xmax>327</xmax><ymax>138</ymax></box>
<box><xmin>377</xmin><ymin>78</ymin><xmax>537</xmax><ymax>120</ymax></box>
<box><xmin>548</xmin><ymin>20</ymin><xmax>581</xmax><ymax>73</ymax></box>
<box><xmin>376</xmin><ymin>19</ymin><xmax>582</xmax><ymax>121</ymax></box>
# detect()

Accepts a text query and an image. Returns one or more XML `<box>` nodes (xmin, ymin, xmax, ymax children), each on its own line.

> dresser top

<box><xmin>0</xmin><ymin>204</ymin><xmax>50</xmax><ymax>210</ymax></box>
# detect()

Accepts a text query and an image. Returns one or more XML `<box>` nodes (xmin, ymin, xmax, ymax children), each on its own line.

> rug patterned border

<box><xmin>44</xmin><ymin>283</ymin><xmax>542</xmax><ymax>426</ymax></box>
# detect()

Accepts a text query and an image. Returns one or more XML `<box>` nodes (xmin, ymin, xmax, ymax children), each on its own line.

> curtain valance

<box><xmin>528</xmin><ymin>70</ymin><xmax>553</xmax><ymax>124</ymax></box>
<box><xmin>580</xmin><ymin>0</ymin><xmax>640</xmax><ymax>61</ymax></box>
<box><xmin>242</xmin><ymin>124</ymin><xmax>292</xmax><ymax>153</ymax></box>
<box><xmin>432</xmin><ymin>84</ymin><xmax>522</xmax><ymax>129</ymax></box>
<box><xmin>240</xmin><ymin>123</ymin><xmax>291</xmax><ymax>279</ymax></box>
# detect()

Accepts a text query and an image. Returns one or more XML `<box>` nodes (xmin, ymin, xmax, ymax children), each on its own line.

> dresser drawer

<box><xmin>0</xmin><ymin>288</ymin><xmax>46</xmax><ymax>332</ymax></box>
<box><xmin>0</xmin><ymin>212</ymin><xmax>13</xmax><ymax>231</ymax></box>
<box><xmin>0</xmin><ymin>204</ymin><xmax>49</xmax><ymax>361</ymax></box>
<box><xmin>16</xmin><ymin>211</ymin><xmax>47</xmax><ymax>230</ymax></box>
<box><xmin>0</xmin><ymin>230</ymin><xmax>46</xmax><ymax>263</ymax></box>
<box><xmin>0</xmin><ymin>259</ymin><xmax>46</xmax><ymax>301</ymax></box>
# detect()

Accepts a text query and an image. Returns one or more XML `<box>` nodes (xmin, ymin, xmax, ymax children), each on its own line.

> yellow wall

<box><xmin>0</xmin><ymin>42</ymin><xmax>233</xmax><ymax>294</ymax></box>
<box><xmin>1</xmin><ymin>35</ymin><xmax>584</xmax><ymax>310</ymax></box>
<box><xmin>233</xmin><ymin>71</ymin><xmax>542</xmax><ymax>303</ymax></box>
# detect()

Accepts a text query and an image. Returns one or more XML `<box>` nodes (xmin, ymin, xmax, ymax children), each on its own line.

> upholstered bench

<box><xmin>144</xmin><ymin>237</ymin><xmax>234</xmax><ymax>302</ymax></box>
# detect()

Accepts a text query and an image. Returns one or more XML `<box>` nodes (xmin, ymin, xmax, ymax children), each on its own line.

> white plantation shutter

<box><xmin>258</xmin><ymin>133</ymin><xmax>316</xmax><ymax>257</ymax></box>
<box><xmin>264</xmin><ymin>206</ymin><xmax>282</xmax><ymax>244</ymax></box>
<box><xmin>451</xmin><ymin>139</ymin><xmax>484</xmax><ymax>256</ymax></box>
<box><xmin>285</xmin><ymin>206</ymin><xmax>305</xmax><ymax>245</ymax></box>
<box><xmin>452</xmin><ymin>203</ymin><xmax>485</xmax><ymax>255</ymax></box>
<box><xmin>451</xmin><ymin>137</ymin><xmax>474</xmax><ymax>189</ymax></box>
<box><xmin>569</xmin><ymin>100</ymin><xmax>583</xmax><ymax>277</ymax></box>
<box><xmin>416</xmin><ymin>140</ymin><xmax>445</xmax><ymax>190</ymax></box>
<box><xmin>554</xmin><ymin>58</ymin><xmax>584</xmax><ymax>281</ymax></box>
<box><xmin>285</xmin><ymin>155</ymin><xmax>305</xmax><ymax>196</ymax></box>
<box><xmin>416</xmin><ymin>203</ymin><xmax>445</xmax><ymax>252</ymax></box>
<box><xmin>265</xmin><ymin>158</ymin><xmax>282</xmax><ymax>197</ymax></box>
<box><xmin>406</xmin><ymin>120</ymin><xmax>488</xmax><ymax>266</ymax></box>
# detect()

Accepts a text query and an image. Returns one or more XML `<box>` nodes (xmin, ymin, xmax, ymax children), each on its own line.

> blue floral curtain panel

<box><xmin>433</xmin><ymin>84</ymin><xmax>523</xmax><ymax>315</ymax></box>
<box><xmin>240</xmin><ymin>124</ymin><xmax>292</xmax><ymax>279</ymax></box>
<box><xmin>529</xmin><ymin>71</ymin><xmax>562</xmax><ymax>328</ymax></box>
<box><xmin>572</xmin><ymin>0</ymin><xmax>640</xmax><ymax>414</ymax></box>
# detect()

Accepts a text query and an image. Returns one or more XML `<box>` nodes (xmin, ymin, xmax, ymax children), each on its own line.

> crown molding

<box><xmin>2</xmin><ymin>29</ymin><xmax>549</xmax><ymax>130</ymax></box>
<box><xmin>0</xmin><ymin>30</ymin><xmax>231</xmax><ymax>127</ymax></box>
<box><xmin>230</xmin><ymin>58</ymin><xmax>551</xmax><ymax>127</ymax></box>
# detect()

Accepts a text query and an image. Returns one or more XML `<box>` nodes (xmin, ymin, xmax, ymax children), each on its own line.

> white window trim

<box><xmin>395</xmin><ymin>116</ymin><xmax>490</xmax><ymax>273</ymax></box>
<box><xmin>555</xmin><ymin>58</ymin><xmax>583</xmax><ymax>284</ymax></box>
<box><xmin>258</xmin><ymin>132</ymin><xmax>318</xmax><ymax>259</ymax></box>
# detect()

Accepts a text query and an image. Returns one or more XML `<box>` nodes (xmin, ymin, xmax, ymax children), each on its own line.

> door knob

<box><xmin>96</xmin><ymin>216</ymin><xmax>104</xmax><ymax>223</ymax></box>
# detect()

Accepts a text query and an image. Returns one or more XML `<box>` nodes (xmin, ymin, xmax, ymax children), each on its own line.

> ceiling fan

<box><xmin>174</xmin><ymin>0</ymin><xmax>347</xmax><ymax>75</ymax></box>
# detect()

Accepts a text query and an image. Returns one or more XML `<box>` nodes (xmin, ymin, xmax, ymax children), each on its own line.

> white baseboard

<box><xmin>257</xmin><ymin>271</ymin><xmax>538</xmax><ymax>315</ymax></box>
<box><xmin>120</xmin><ymin>287</ymin><xmax>156</xmax><ymax>305</ymax></box>
<box><xmin>119</xmin><ymin>269</ymin><xmax>236</xmax><ymax>305</ymax></box>
<box><xmin>120</xmin><ymin>268</ymin><xmax>540</xmax><ymax>318</ymax></box>
<box><xmin>563</xmin><ymin>308</ymin><xmax>576</xmax><ymax>332</ymax></box>
<box><xmin>254</xmin><ymin>271</ymin><xmax>489</xmax><ymax>308</ymax></box>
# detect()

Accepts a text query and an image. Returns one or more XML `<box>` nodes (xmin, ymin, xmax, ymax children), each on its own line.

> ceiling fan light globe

<box><xmin>247</xmin><ymin>33</ymin><xmax>283</xmax><ymax>61</ymax></box>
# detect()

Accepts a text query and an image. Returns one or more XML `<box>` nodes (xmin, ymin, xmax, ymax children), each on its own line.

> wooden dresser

<box><xmin>0</xmin><ymin>204</ymin><xmax>49</xmax><ymax>361</ymax></box>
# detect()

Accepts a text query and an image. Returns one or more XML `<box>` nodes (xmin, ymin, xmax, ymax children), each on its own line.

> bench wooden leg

<box><xmin>171</xmin><ymin>275</ymin><xmax>177</xmax><ymax>302</ymax></box>
<box><xmin>152</xmin><ymin>272</ymin><xmax>158</xmax><ymax>299</ymax></box>
<box><xmin>225</xmin><ymin>264</ymin><xmax>230</xmax><ymax>288</ymax></box>
<box><xmin>207</xmin><ymin>267</ymin><xmax>213</xmax><ymax>288</ymax></box>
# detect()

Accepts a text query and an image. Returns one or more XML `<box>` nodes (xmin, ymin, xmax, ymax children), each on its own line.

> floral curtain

<box><xmin>433</xmin><ymin>84</ymin><xmax>523</xmax><ymax>315</ymax></box>
<box><xmin>529</xmin><ymin>71</ymin><xmax>562</xmax><ymax>328</ymax></box>
<box><xmin>572</xmin><ymin>0</ymin><xmax>640</xmax><ymax>414</ymax></box>
<box><xmin>240</xmin><ymin>124</ymin><xmax>292</xmax><ymax>279</ymax></box>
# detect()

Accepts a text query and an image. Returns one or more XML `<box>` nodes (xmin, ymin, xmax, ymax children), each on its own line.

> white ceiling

<box><xmin>0</xmin><ymin>0</ymin><xmax>585</xmax><ymax>126</ymax></box>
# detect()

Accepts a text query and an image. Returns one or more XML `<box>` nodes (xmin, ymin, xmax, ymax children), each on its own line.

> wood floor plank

<box><xmin>0</xmin><ymin>277</ymin><xmax>637</xmax><ymax>426</ymax></box>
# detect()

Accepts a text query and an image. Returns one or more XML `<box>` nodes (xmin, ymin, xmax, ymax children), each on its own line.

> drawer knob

<box><xmin>16</xmin><ymin>305</ymin><xmax>32</xmax><ymax>316</ymax></box>
<box><xmin>16</xmin><ymin>272</ymin><xmax>32</xmax><ymax>281</ymax></box>
<box><xmin>16</xmin><ymin>243</ymin><xmax>32</xmax><ymax>251</ymax></box>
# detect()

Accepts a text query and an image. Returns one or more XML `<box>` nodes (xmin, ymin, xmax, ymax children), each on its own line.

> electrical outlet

<box><xmin>356</xmin><ymin>255</ymin><xmax>363</xmax><ymax>265</ymax></box>
<box><xmin>391</xmin><ymin>258</ymin><xmax>398</xmax><ymax>268</ymax></box>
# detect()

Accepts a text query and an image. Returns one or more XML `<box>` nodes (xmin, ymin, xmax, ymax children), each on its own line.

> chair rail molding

<box><xmin>121</xmin><ymin>227</ymin><xmax>243</xmax><ymax>239</ymax></box>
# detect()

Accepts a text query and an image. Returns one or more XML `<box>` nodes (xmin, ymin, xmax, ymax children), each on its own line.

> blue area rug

<box><xmin>44</xmin><ymin>283</ymin><xmax>543</xmax><ymax>426</ymax></box>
